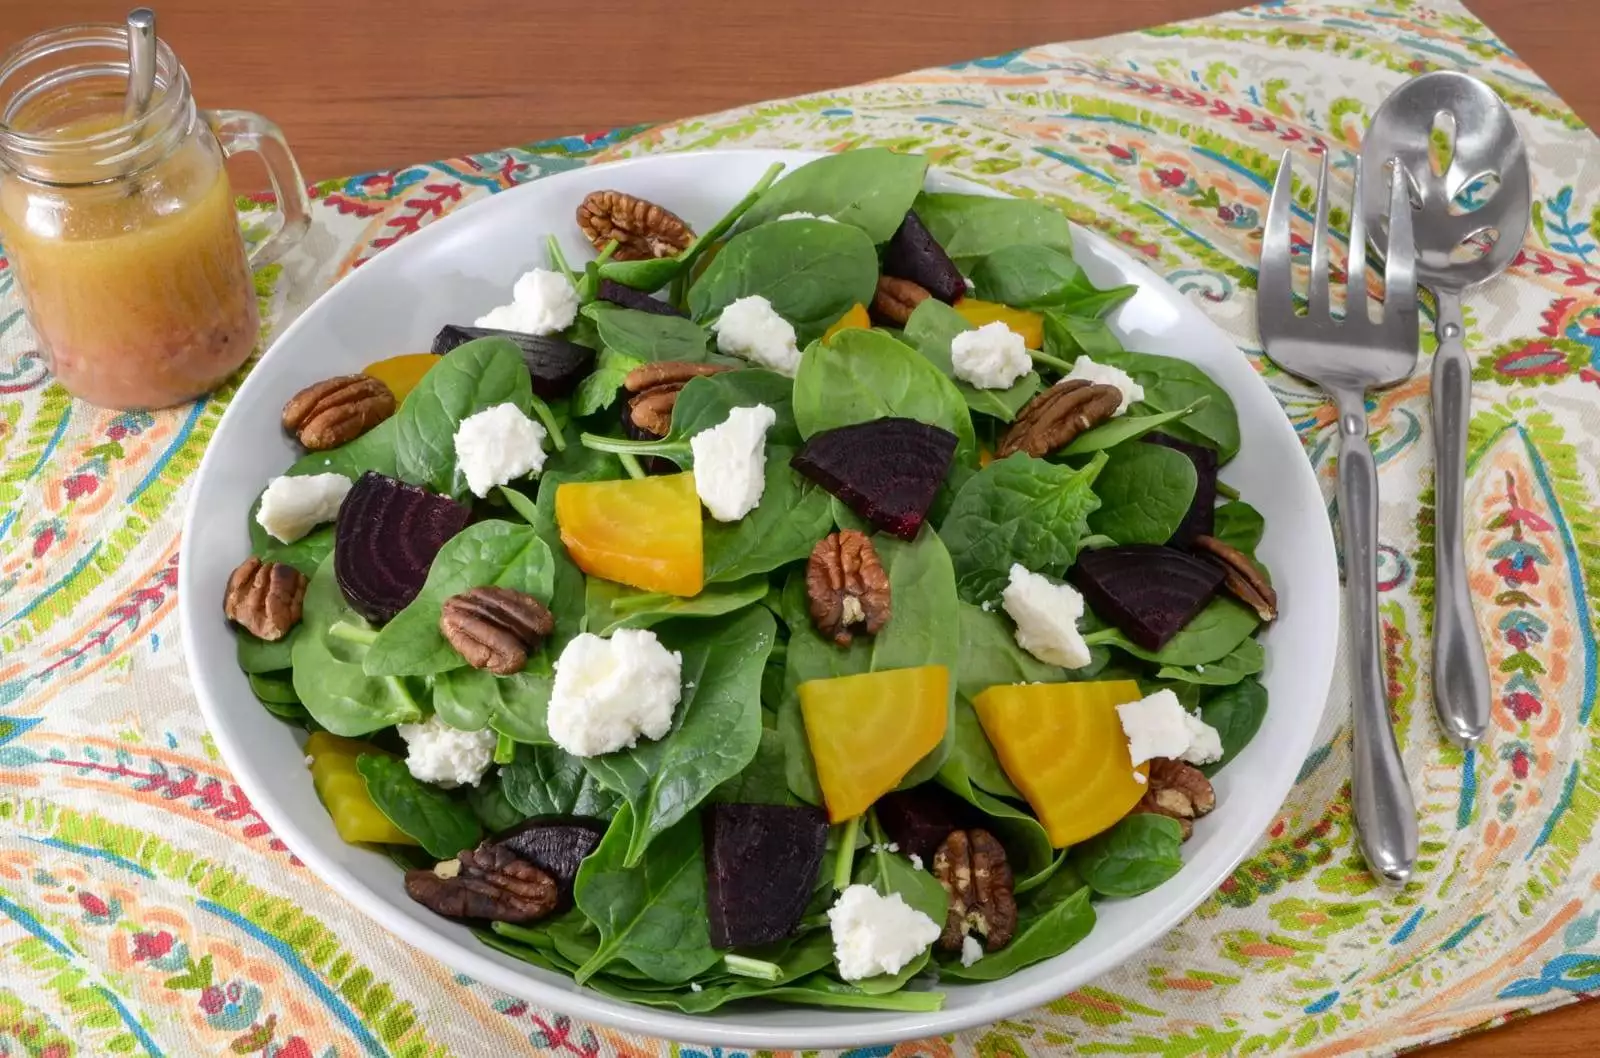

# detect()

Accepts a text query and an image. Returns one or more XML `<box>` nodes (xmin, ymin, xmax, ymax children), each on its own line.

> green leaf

<box><xmin>572</xmin><ymin>346</ymin><xmax>641</xmax><ymax>417</ymax></box>
<box><xmin>435</xmin><ymin>666</ymin><xmax>554</xmax><ymax>744</ymax></box>
<box><xmin>1087</xmin><ymin>443</ymin><xmax>1198</xmax><ymax>545</ymax></box>
<box><xmin>394</xmin><ymin>338</ymin><xmax>533</xmax><ymax>498</ymax></box>
<box><xmin>1213</xmin><ymin>499</ymin><xmax>1266</xmax><ymax>555</ymax></box>
<box><xmin>582</xmin><ymin>608</ymin><xmax>775</xmax><ymax>865</ymax></box>
<box><xmin>970</xmin><ymin>243</ymin><xmax>1124</xmax><ymax>311</ymax></box>
<box><xmin>936</xmin><ymin>761</ymin><xmax>1056</xmax><ymax>890</ymax></box>
<box><xmin>466</xmin><ymin>776</ymin><xmax>527</xmax><ymax>832</ymax></box>
<box><xmin>1043</xmin><ymin>312</ymin><xmax>1124</xmax><ymax>362</ymax></box>
<box><xmin>1096</xmin><ymin>349</ymin><xmax>1241</xmax><ymax>463</ymax></box>
<box><xmin>702</xmin><ymin>451</ymin><xmax>835</xmax><ymax>584</ymax></box>
<box><xmin>247</xmin><ymin>671</ymin><xmax>300</xmax><ymax>705</ymax></box>
<box><xmin>501</xmin><ymin>743</ymin><xmax>621</xmax><ymax>820</ymax></box>
<box><xmin>237</xmin><ymin>630</ymin><xmax>296</xmax><ymax>674</ymax></box>
<box><xmin>938</xmin><ymin>451</ymin><xmax>1105</xmax><ymax>605</ymax></box>
<box><xmin>955</xmin><ymin>601</ymin><xmax>1107</xmax><ymax>699</ymax></box>
<box><xmin>583</xmin><ymin>303</ymin><xmax>714</xmax><ymax>362</ymax></box>
<box><xmin>711</xmin><ymin>728</ymin><xmax>795</xmax><ymax>805</ymax></box>
<box><xmin>941</xmin><ymin>886</ymin><xmax>1095</xmax><ymax>981</ymax></box>
<box><xmin>688</xmin><ymin>219</ymin><xmax>879</xmax><ymax>344</ymax></box>
<box><xmin>583</xmin><ymin>575</ymin><xmax>769</xmax><ymax>636</ymax></box>
<box><xmin>738</xmin><ymin>148</ymin><xmax>929</xmax><ymax>242</ymax></box>
<box><xmin>1156</xmin><ymin>638</ymin><xmax>1265</xmax><ymax>687</ymax></box>
<box><xmin>1096</xmin><ymin>597</ymin><xmax>1260</xmax><ymax>668</ymax></box>
<box><xmin>1072</xmin><ymin>814</ymin><xmax>1184</xmax><ymax>898</ymax></box>
<box><xmin>1059</xmin><ymin>400</ymin><xmax>1206</xmax><ymax>456</ymax></box>
<box><xmin>669</xmin><ymin>369</ymin><xmax>802</xmax><ymax>447</ymax></box>
<box><xmin>356</xmin><ymin>753</ymin><xmax>482</xmax><ymax>859</ymax></box>
<box><xmin>1197</xmin><ymin>676</ymin><xmax>1268</xmax><ymax>776</ymax></box>
<box><xmin>365</xmin><ymin>521</ymin><xmax>555</xmax><ymax>677</ymax></box>
<box><xmin>912</xmin><ymin>191</ymin><xmax>1075</xmax><ymax>268</ymax></box>
<box><xmin>572</xmin><ymin>804</ymin><xmax>722</xmax><ymax>985</ymax></box>
<box><xmin>902</xmin><ymin>298</ymin><xmax>1041</xmax><ymax>422</ymax></box>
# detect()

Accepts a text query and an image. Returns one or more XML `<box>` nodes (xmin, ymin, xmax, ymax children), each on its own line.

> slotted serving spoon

<box><xmin>1361</xmin><ymin>71</ymin><xmax>1532</xmax><ymax>748</ymax></box>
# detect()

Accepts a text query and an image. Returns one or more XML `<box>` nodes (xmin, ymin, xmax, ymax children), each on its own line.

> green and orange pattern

<box><xmin>2</xmin><ymin>1</ymin><xmax>1598</xmax><ymax>1054</ymax></box>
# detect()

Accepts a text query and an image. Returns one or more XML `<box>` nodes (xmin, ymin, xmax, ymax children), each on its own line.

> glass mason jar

<box><xmin>0</xmin><ymin>22</ymin><xmax>310</xmax><ymax>410</ymax></box>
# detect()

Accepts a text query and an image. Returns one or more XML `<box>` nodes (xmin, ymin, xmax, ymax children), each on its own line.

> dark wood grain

<box><xmin>1</xmin><ymin>1</ymin><xmax>1596</xmax><ymax>1054</ymax></box>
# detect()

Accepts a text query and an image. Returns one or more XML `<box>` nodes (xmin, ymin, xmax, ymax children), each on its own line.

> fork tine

<box><xmin>1260</xmin><ymin>150</ymin><xmax>1295</xmax><ymax>319</ymax></box>
<box><xmin>1383</xmin><ymin>158</ymin><xmax>1418</xmax><ymax>317</ymax></box>
<box><xmin>1308</xmin><ymin>150</ymin><xmax>1332</xmax><ymax>319</ymax></box>
<box><xmin>1345</xmin><ymin>157</ymin><xmax>1368</xmax><ymax>324</ymax></box>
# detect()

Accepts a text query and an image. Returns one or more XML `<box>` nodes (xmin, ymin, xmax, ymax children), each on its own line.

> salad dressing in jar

<box><xmin>0</xmin><ymin>21</ymin><xmax>309</xmax><ymax>409</ymax></box>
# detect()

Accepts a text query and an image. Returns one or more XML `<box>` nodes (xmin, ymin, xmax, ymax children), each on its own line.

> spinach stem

<box><xmin>575</xmin><ymin>240</ymin><xmax>621</xmax><ymax>302</ymax></box>
<box><xmin>833</xmin><ymin>815</ymin><xmax>862</xmax><ymax>891</ymax></box>
<box><xmin>1216</xmin><ymin>481</ymin><xmax>1241</xmax><ymax>501</ymax></box>
<box><xmin>618</xmin><ymin>452</ymin><xmax>648</xmax><ymax>481</ymax></box>
<box><xmin>526</xmin><ymin>393</ymin><xmax>567</xmax><ymax>452</ymax></box>
<box><xmin>799</xmin><ymin>912</ymin><xmax>831</xmax><ymax>932</ymax></box>
<box><xmin>723</xmin><ymin>954</ymin><xmax>784</xmax><ymax>982</ymax></box>
<box><xmin>328</xmin><ymin>621</ymin><xmax>379</xmax><ymax>646</ymax></box>
<box><xmin>1028</xmin><ymin>348</ymin><xmax>1074</xmax><ymax>374</ymax></box>
<box><xmin>493</xmin><ymin>731</ymin><xmax>516</xmax><ymax>765</ymax></box>
<box><xmin>386</xmin><ymin>675</ymin><xmax>420</xmax><ymax>713</ymax></box>
<box><xmin>1082</xmin><ymin>628</ymin><xmax>1120</xmax><ymax>646</ymax></box>
<box><xmin>610</xmin><ymin>591</ymin><xmax>670</xmax><ymax>616</ymax></box>
<box><xmin>545</xmin><ymin>235</ymin><xmax>577</xmax><ymax>287</ymax></box>
<box><xmin>679</xmin><ymin>160</ymin><xmax>785</xmax><ymax>272</ymax></box>
<box><xmin>578</xmin><ymin>431</ymin><xmax>689</xmax><ymax>465</ymax></box>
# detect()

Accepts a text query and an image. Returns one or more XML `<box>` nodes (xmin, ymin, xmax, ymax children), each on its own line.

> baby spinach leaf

<box><xmin>955</xmin><ymin>601</ymin><xmax>1108</xmax><ymax>697</ymax></box>
<box><xmin>1086</xmin><ymin>444</ymin><xmax>1199</xmax><ymax>545</ymax></box>
<box><xmin>688</xmin><ymin>219</ymin><xmax>879</xmax><ymax>343</ymax></box>
<box><xmin>911</xmin><ymin>191</ymin><xmax>1076</xmax><ymax>268</ymax></box>
<box><xmin>711</xmin><ymin>728</ymin><xmax>795</xmax><ymax>806</ymax></box>
<box><xmin>291</xmin><ymin>558</ymin><xmax>424</xmax><ymax>736</ymax></box>
<box><xmin>237</xmin><ymin>629</ymin><xmax>296</xmax><ymax>674</ymax></box>
<box><xmin>248</xmin><ymin>671</ymin><xmax>299</xmax><ymax>706</ymax></box>
<box><xmin>702</xmin><ymin>451</ymin><xmax>834</xmax><ymax>584</ymax></box>
<box><xmin>356</xmin><ymin>753</ymin><xmax>482</xmax><ymax>858</ymax></box>
<box><xmin>583</xmin><ymin>608</ymin><xmax>775</xmax><ymax>866</ymax></box>
<box><xmin>970</xmin><ymin>243</ymin><xmax>1105</xmax><ymax>310</ymax></box>
<box><xmin>902</xmin><ymin>298</ymin><xmax>1041</xmax><ymax>422</ymax></box>
<box><xmin>501</xmin><ymin>743</ymin><xmax>621</xmax><ymax>820</ymax></box>
<box><xmin>466</xmin><ymin>776</ymin><xmax>526</xmax><ymax>833</ymax></box>
<box><xmin>940</xmin><ymin>886</ymin><xmax>1095</xmax><ymax>982</ymax></box>
<box><xmin>1059</xmin><ymin>400</ymin><xmax>1205</xmax><ymax>457</ymax></box>
<box><xmin>669</xmin><ymin>369</ymin><xmax>801</xmax><ymax>448</ymax></box>
<box><xmin>583</xmin><ymin>575</ymin><xmax>769</xmax><ymax>636</ymax></box>
<box><xmin>1197</xmin><ymin>676</ymin><xmax>1268</xmax><ymax>776</ymax></box>
<box><xmin>364</xmin><ymin>521</ymin><xmax>556</xmax><ymax>678</ymax></box>
<box><xmin>1213</xmin><ymin>500</ymin><xmax>1265</xmax><ymax>555</ymax></box>
<box><xmin>740</xmin><ymin>148</ymin><xmax>929</xmax><ymax>242</ymax></box>
<box><xmin>1072</xmin><ymin>814</ymin><xmax>1184</xmax><ymax>898</ymax></box>
<box><xmin>572</xmin><ymin>346</ymin><xmax>642</xmax><ymax>417</ymax></box>
<box><xmin>1043</xmin><ymin>311</ymin><xmax>1124</xmax><ymax>361</ymax></box>
<box><xmin>938</xmin><ymin>452</ymin><xmax>1105</xmax><ymax>605</ymax></box>
<box><xmin>394</xmin><ymin>338</ymin><xmax>533</xmax><ymax>498</ymax></box>
<box><xmin>936</xmin><ymin>760</ymin><xmax>1056</xmax><ymax>888</ymax></box>
<box><xmin>582</xmin><ymin>303</ymin><xmax>713</xmax><ymax>362</ymax></box>
<box><xmin>1156</xmin><ymin>638</ymin><xmax>1265</xmax><ymax>687</ymax></box>
<box><xmin>435</xmin><ymin>666</ymin><xmax>553</xmax><ymax>744</ymax></box>
<box><xmin>1095</xmin><ymin>597</ymin><xmax>1259</xmax><ymax>668</ymax></box>
<box><xmin>793</xmin><ymin>328</ymin><xmax>976</xmax><ymax>462</ymax></box>
<box><xmin>572</xmin><ymin>804</ymin><xmax>723</xmax><ymax>985</ymax></box>
<box><xmin>1094</xmin><ymin>349</ymin><xmax>1241</xmax><ymax>463</ymax></box>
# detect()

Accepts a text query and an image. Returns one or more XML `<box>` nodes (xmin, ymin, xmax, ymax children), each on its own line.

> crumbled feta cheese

<box><xmin>776</xmin><ymin>211</ymin><xmax>838</xmax><ymax>223</ymax></box>
<box><xmin>434</xmin><ymin>858</ymin><xmax>462</xmax><ymax>879</ymax></box>
<box><xmin>1063</xmin><ymin>355</ymin><xmax>1144</xmax><ymax>415</ymax></box>
<box><xmin>950</xmin><ymin>321</ymin><xmax>1032</xmax><ymax>390</ymax></box>
<box><xmin>960</xmin><ymin>934</ymin><xmax>984</xmax><ymax>968</ymax></box>
<box><xmin>909</xmin><ymin>853</ymin><xmax>924</xmax><ymax>870</ymax></box>
<box><xmin>255</xmin><ymin>472</ymin><xmax>352</xmax><ymax>544</ymax></box>
<box><xmin>1001</xmin><ymin>564</ymin><xmax>1093</xmax><ymax>669</ymax></box>
<box><xmin>980</xmin><ymin>600</ymin><xmax>995</xmax><ymax>613</ymax></box>
<box><xmin>689</xmin><ymin>404</ymin><xmax>776</xmax><ymax>521</ymax></box>
<box><xmin>712</xmin><ymin>295</ymin><xmax>801</xmax><ymax>376</ymax></box>
<box><xmin>887</xmin><ymin>842</ymin><xmax>899</xmax><ymax>853</ymax></box>
<box><xmin>963</xmin><ymin>275</ymin><xmax>976</xmax><ymax>293</ymax></box>
<box><xmin>547</xmin><ymin>630</ymin><xmax>683</xmax><ymax>757</ymax></box>
<box><xmin>453</xmin><ymin>402</ymin><xmax>548</xmax><ymax>498</ymax></box>
<box><xmin>1195</xmin><ymin>664</ymin><xmax>1206</xmax><ymax>674</ymax></box>
<box><xmin>1116</xmin><ymin>689</ymin><xmax>1224</xmax><ymax>767</ymax></box>
<box><xmin>397</xmin><ymin>715</ymin><xmax>497</xmax><ymax>789</ymax></box>
<box><xmin>305</xmin><ymin>754</ymin><xmax>315</xmax><ymax>768</ymax></box>
<box><xmin>475</xmin><ymin>268</ymin><xmax>579</xmax><ymax>336</ymax></box>
<box><xmin>689</xmin><ymin>982</ymin><xmax>703</xmax><ymax>993</ymax></box>
<box><xmin>827</xmin><ymin>884</ymin><xmax>942</xmax><ymax>981</ymax></box>
<box><xmin>1133</xmin><ymin>771</ymin><xmax>1148</xmax><ymax>785</ymax></box>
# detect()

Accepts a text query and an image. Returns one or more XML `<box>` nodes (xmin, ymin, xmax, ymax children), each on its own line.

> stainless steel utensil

<box><xmin>1260</xmin><ymin>150</ymin><xmax>1420</xmax><ymax>886</ymax></box>
<box><xmin>122</xmin><ymin>9</ymin><xmax>158</xmax><ymax>122</ymax></box>
<box><xmin>1361</xmin><ymin>71</ymin><xmax>1531</xmax><ymax>748</ymax></box>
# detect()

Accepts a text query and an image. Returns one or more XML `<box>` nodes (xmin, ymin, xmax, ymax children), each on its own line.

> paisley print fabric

<box><xmin>2</xmin><ymin>1</ymin><xmax>1597</xmax><ymax>1054</ymax></box>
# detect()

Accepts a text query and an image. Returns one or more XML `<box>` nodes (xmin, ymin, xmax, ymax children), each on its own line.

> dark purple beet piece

<box><xmin>431</xmin><ymin>324</ymin><xmax>594</xmax><ymax>399</ymax></box>
<box><xmin>1070</xmin><ymin>545</ymin><xmax>1225</xmax><ymax>651</ymax></box>
<box><xmin>876</xmin><ymin>785</ymin><xmax>974</xmax><ymax>863</ymax></box>
<box><xmin>882</xmin><ymin>210</ymin><xmax>965</xmax><ymax>304</ymax></box>
<box><xmin>334</xmin><ymin>471</ymin><xmax>470</xmax><ymax>623</ymax></box>
<box><xmin>493</xmin><ymin>820</ymin><xmax>604</xmax><ymax>904</ymax></box>
<box><xmin>597</xmin><ymin>279</ymin><xmax>686</xmax><ymax>317</ymax></box>
<box><xmin>704</xmin><ymin>803</ymin><xmax>828</xmax><ymax>949</ymax></box>
<box><xmin>1143</xmin><ymin>433</ymin><xmax>1218</xmax><ymax>545</ymax></box>
<box><xmin>790</xmin><ymin>418</ymin><xmax>958</xmax><ymax>540</ymax></box>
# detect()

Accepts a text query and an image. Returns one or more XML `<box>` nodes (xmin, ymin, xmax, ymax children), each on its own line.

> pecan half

<box><xmin>1131</xmin><ymin>758</ymin><xmax>1216</xmax><ymax>841</ymax></box>
<box><xmin>282</xmin><ymin>374</ymin><xmax>396</xmax><ymax>450</ymax></box>
<box><xmin>1192</xmin><ymin>535</ymin><xmax>1277</xmax><ymax>621</ymax></box>
<box><xmin>577</xmin><ymin>190</ymin><xmax>694</xmax><ymax>262</ymax></box>
<box><xmin>807</xmin><ymin>530</ymin><xmax>891</xmax><ymax>647</ymax></box>
<box><xmin>440</xmin><ymin>586</ymin><xmax>555</xmax><ymax>676</ymax></box>
<box><xmin>872</xmin><ymin>275</ymin><xmax>932</xmax><ymax>326</ymax></box>
<box><xmin>622</xmin><ymin>361</ymin><xmax>733</xmax><ymax>437</ymax></box>
<box><xmin>404</xmin><ymin>844</ymin><xmax>558</xmax><ymax>924</ymax></box>
<box><xmin>997</xmin><ymin>379</ymin><xmax>1123</xmax><ymax>459</ymax></box>
<box><xmin>932</xmin><ymin>828</ymin><xmax>1017</xmax><ymax>951</ymax></box>
<box><xmin>224</xmin><ymin>557</ymin><xmax>307</xmax><ymax>641</ymax></box>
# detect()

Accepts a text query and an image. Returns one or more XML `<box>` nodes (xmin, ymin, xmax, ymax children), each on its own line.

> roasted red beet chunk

<box><xmin>882</xmin><ymin>210</ymin><xmax>966</xmax><ymax>304</ymax></box>
<box><xmin>432</xmin><ymin>324</ymin><xmax>594</xmax><ymax>399</ymax></box>
<box><xmin>596</xmin><ymin>278</ymin><xmax>687</xmax><ymax>317</ymax></box>
<box><xmin>334</xmin><ymin>471</ymin><xmax>471</xmax><ymax>623</ymax></box>
<box><xmin>875</xmin><ymin>784</ymin><xmax>975</xmax><ymax>863</ymax></box>
<box><xmin>791</xmin><ymin>418</ymin><xmax>958</xmax><ymax>540</ymax></box>
<box><xmin>704</xmin><ymin>803</ymin><xmax>829</xmax><ymax>949</ymax></box>
<box><xmin>1070</xmin><ymin>544</ymin><xmax>1225</xmax><ymax>651</ymax></box>
<box><xmin>493</xmin><ymin>820</ymin><xmax>605</xmax><ymax>906</ymax></box>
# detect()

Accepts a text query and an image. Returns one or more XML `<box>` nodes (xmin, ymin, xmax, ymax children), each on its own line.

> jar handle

<box><xmin>205</xmin><ymin>109</ymin><xmax>311</xmax><ymax>268</ymax></box>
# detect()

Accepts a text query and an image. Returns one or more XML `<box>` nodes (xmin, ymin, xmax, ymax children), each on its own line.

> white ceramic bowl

<box><xmin>180</xmin><ymin>149</ymin><xmax>1338</xmax><ymax>1048</ymax></box>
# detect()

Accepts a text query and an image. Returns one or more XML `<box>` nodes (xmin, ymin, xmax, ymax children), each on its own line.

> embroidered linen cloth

<box><xmin>3</xmin><ymin>1</ymin><xmax>1597</xmax><ymax>1054</ymax></box>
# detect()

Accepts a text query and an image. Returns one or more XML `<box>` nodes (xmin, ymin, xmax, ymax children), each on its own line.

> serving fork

<box><xmin>1259</xmin><ymin>150</ymin><xmax>1419</xmax><ymax>886</ymax></box>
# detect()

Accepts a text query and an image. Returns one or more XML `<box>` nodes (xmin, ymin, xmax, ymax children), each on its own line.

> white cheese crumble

<box><xmin>950</xmin><ymin>321</ymin><xmax>1032</xmax><ymax>390</ymax></box>
<box><xmin>255</xmin><ymin>472</ymin><xmax>352</xmax><ymax>544</ymax></box>
<box><xmin>547</xmin><ymin>629</ymin><xmax>683</xmax><ymax>757</ymax></box>
<box><xmin>397</xmin><ymin>714</ymin><xmax>497</xmax><ymax>789</ymax></box>
<box><xmin>474</xmin><ymin>268</ymin><xmax>579</xmax><ymax>336</ymax></box>
<box><xmin>1063</xmin><ymin>355</ymin><xmax>1144</xmax><ymax>415</ymax></box>
<box><xmin>1116</xmin><ymin>689</ymin><xmax>1224</xmax><ymax>767</ymax></box>
<box><xmin>304</xmin><ymin>754</ymin><xmax>315</xmax><ymax>768</ymax></box>
<box><xmin>689</xmin><ymin>982</ymin><xmax>703</xmax><ymax>993</ymax></box>
<box><xmin>1133</xmin><ymin>771</ymin><xmax>1148</xmax><ymax>785</ymax></box>
<box><xmin>453</xmin><ymin>402</ymin><xmax>549</xmax><ymax>498</ymax></box>
<box><xmin>689</xmin><ymin>404</ymin><xmax>776</xmax><ymax>522</ymax></box>
<box><xmin>712</xmin><ymin>295</ymin><xmax>801</xmax><ymax>376</ymax></box>
<box><xmin>776</xmin><ymin>211</ymin><xmax>838</xmax><ymax>223</ymax></box>
<box><xmin>960</xmin><ymin>934</ymin><xmax>985</xmax><ymax>968</ymax></box>
<box><xmin>827</xmin><ymin>884</ymin><xmax>941</xmax><ymax>982</ymax></box>
<box><xmin>909</xmin><ymin>853</ymin><xmax>924</xmax><ymax>870</ymax></box>
<box><xmin>1000</xmin><ymin>564</ymin><xmax>1093</xmax><ymax>669</ymax></box>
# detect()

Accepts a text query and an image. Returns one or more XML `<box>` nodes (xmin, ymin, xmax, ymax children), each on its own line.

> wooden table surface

<box><xmin>3</xmin><ymin>0</ymin><xmax>1596</xmax><ymax>1054</ymax></box>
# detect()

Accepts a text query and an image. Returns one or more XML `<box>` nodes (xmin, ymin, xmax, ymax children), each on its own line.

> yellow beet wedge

<box><xmin>972</xmin><ymin>680</ymin><xmax>1149</xmax><ymax>848</ymax></box>
<box><xmin>306</xmin><ymin>732</ymin><xmax>419</xmax><ymax>847</ymax></box>
<box><xmin>952</xmin><ymin>298</ymin><xmax>1045</xmax><ymax>349</ymax></box>
<box><xmin>823</xmin><ymin>303</ymin><xmax>871</xmax><ymax>341</ymax></box>
<box><xmin>799</xmin><ymin>665</ymin><xmax>949</xmax><ymax>823</ymax></box>
<box><xmin>556</xmin><ymin>472</ymin><xmax>704</xmax><ymax>597</ymax></box>
<box><xmin>362</xmin><ymin>353</ymin><xmax>442</xmax><ymax>405</ymax></box>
